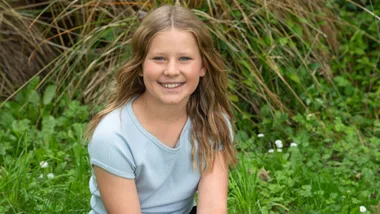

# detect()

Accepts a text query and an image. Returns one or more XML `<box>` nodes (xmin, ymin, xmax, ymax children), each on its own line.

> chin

<box><xmin>160</xmin><ymin>98</ymin><xmax>186</xmax><ymax>105</ymax></box>
<box><xmin>158</xmin><ymin>94</ymin><xmax>191</xmax><ymax>106</ymax></box>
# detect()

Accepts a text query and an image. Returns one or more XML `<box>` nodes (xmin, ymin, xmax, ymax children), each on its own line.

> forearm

<box><xmin>197</xmin><ymin>152</ymin><xmax>229</xmax><ymax>214</ymax></box>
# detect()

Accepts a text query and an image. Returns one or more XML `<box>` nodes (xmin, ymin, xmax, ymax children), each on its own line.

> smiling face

<box><xmin>141</xmin><ymin>28</ymin><xmax>206</xmax><ymax>107</ymax></box>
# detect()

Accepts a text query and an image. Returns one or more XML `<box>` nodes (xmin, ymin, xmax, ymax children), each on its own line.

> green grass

<box><xmin>0</xmin><ymin>83</ymin><xmax>91</xmax><ymax>212</ymax></box>
<box><xmin>230</xmin><ymin>122</ymin><xmax>380</xmax><ymax>213</ymax></box>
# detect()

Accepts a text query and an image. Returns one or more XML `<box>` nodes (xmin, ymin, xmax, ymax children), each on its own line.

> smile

<box><xmin>159</xmin><ymin>82</ymin><xmax>184</xmax><ymax>89</ymax></box>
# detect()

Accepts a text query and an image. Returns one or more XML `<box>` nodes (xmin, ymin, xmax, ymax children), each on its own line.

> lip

<box><xmin>158</xmin><ymin>81</ymin><xmax>185</xmax><ymax>84</ymax></box>
<box><xmin>158</xmin><ymin>82</ymin><xmax>185</xmax><ymax>89</ymax></box>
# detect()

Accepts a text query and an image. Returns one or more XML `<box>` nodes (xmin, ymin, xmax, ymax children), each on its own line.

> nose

<box><xmin>163</xmin><ymin>60</ymin><xmax>180</xmax><ymax>76</ymax></box>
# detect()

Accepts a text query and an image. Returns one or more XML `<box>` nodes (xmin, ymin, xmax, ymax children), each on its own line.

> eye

<box><xmin>153</xmin><ymin>57</ymin><xmax>165</xmax><ymax>61</ymax></box>
<box><xmin>179</xmin><ymin>57</ymin><xmax>192</xmax><ymax>61</ymax></box>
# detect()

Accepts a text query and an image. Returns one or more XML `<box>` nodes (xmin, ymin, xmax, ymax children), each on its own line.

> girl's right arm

<box><xmin>94</xmin><ymin>166</ymin><xmax>141</xmax><ymax>214</ymax></box>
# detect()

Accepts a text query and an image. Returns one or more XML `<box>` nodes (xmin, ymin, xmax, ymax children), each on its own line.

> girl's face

<box><xmin>141</xmin><ymin>28</ymin><xmax>206</xmax><ymax>107</ymax></box>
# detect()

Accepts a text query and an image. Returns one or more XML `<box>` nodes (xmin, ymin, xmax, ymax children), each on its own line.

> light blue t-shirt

<box><xmin>88</xmin><ymin>96</ymin><xmax>201</xmax><ymax>214</ymax></box>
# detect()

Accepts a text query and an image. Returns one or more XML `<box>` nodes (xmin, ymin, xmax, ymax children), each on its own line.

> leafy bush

<box><xmin>0</xmin><ymin>77</ymin><xmax>90</xmax><ymax>212</ymax></box>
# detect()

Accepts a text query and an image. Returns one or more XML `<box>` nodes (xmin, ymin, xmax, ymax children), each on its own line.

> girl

<box><xmin>86</xmin><ymin>4</ymin><xmax>236</xmax><ymax>214</ymax></box>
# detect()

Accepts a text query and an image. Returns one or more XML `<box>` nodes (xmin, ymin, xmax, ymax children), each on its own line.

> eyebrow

<box><xmin>149</xmin><ymin>52</ymin><xmax>193</xmax><ymax>55</ymax></box>
<box><xmin>150</xmin><ymin>52</ymin><xmax>166</xmax><ymax>55</ymax></box>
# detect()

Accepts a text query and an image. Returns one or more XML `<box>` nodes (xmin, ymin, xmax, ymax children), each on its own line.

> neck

<box><xmin>136</xmin><ymin>93</ymin><xmax>188</xmax><ymax>123</ymax></box>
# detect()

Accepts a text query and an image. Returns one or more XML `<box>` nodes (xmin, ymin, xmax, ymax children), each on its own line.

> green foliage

<box><xmin>230</xmin><ymin>109</ymin><xmax>379</xmax><ymax>213</ymax></box>
<box><xmin>329</xmin><ymin>1</ymin><xmax>380</xmax><ymax>120</ymax></box>
<box><xmin>0</xmin><ymin>80</ymin><xmax>90</xmax><ymax>212</ymax></box>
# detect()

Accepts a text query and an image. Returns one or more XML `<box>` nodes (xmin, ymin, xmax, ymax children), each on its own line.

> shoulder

<box><xmin>94</xmin><ymin>107</ymin><xmax>129</xmax><ymax>134</ymax></box>
<box><xmin>89</xmin><ymin>102</ymin><xmax>148</xmax><ymax>153</ymax></box>
<box><xmin>89</xmin><ymin>107</ymin><xmax>129</xmax><ymax>148</ymax></box>
<box><xmin>92</xmin><ymin>105</ymin><xmax>140</xmax><ymax>140</ymax></box>
<box><xmin>218</xmin><ymin>112</ymin><xmax>234</xmax><ymax>144</ymax></box>
<box><xmin>88</xmin><ymin>106</ymin><xmax>140</xmax><ymax>178</ymax></box>
<box><xmin>221</xmin><ymin>112</ymin><xmax>232</xmax><ymax>125</ymax></box>
<box><xmin>222</xmin><ymin>112</ymin><xmax>233</xmax><ymax>134</ymax></box>
<box><xmin>89</xmin><ymin>106</ymin><xmax>139</xmax><ymax>156</ymax></box>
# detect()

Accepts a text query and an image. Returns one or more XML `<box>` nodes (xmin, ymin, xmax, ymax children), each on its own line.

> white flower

<box><xmin>275</xmin><ymin>140</ymin><xmax>283</xmax><ymax>148</ymax></box>
<box><xmin>39</xmin><ymin>174</ymin><xmax>44</xmax><ymax>179</ymax></box>
<box><xmin>290</xmin><ymin>142</ymin><xmax>297</xmax><ymax>147</ymax></box>
<box><xmin>268</xmin><ymin>149</ymin><xmax>274</xmax><ymax>153</ymax></box>
<box><xmin>360</xmin><ymin>206</ymin><xmax>367</xmax><ymax>212</ymax></box>
<box><xmin>258</xmin><ymin>133</ymin><xmax>264</xmax><ymax>138</ymax></box>
<box><xmin>47</xmin><ymin>173</ymin><xmax>55</xmax><ymax>179</ymax></box>
<box><xmin>39</xmin><ymin>161</ymin><xmax>48</xmax><ymax>168</ymax></box>
<box><xmin>277</xmin><ymin>149</ymin><xmax>282</xmax><ymax>152</ymax></box>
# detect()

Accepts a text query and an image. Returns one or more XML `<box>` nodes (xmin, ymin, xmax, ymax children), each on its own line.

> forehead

<box><xmin>148</xmin><ymin>28</ymin><xmax>200</xmax><ymax>54</ymax></box>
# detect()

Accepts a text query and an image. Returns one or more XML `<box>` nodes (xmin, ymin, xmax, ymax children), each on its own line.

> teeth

<box><xmin>162</xmin><ymin>83</ymin><xmax>182</xmax><ymax>88</ymax></box>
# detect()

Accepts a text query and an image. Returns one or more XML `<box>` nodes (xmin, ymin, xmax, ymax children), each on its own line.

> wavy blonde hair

<box><xmin>85</xmin><ymin>5</ymin><xmax>236</xmax><ymax>172</ymax></box>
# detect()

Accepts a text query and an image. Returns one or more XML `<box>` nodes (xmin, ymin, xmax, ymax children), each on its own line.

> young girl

<box><xmin>86</xmin><ymin>4</ymin><xmax>236</xmax><ymax>214</ymax></box>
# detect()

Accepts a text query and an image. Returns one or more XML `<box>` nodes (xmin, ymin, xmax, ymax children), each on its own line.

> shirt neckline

<box><xmin>126</xmin><ymin>95</ymin><xmax>191</xmax><ymax>153</ymax></box>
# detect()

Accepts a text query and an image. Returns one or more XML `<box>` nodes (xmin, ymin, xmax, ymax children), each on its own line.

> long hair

<box><xmin>85</xmin><ymin>5</ymin><xmax>236</xmax><ymax>172</ymax></box>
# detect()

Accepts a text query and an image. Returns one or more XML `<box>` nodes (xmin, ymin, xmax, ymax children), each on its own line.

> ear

<box><xmin>138</xmin><ymin>65</ymin><xmax>144</xmax><ymax>76</ymax></box>
<box><xmin>200</xmin><ymin>64</ymin><xmax>206</xmax><ymax>77</ymax></box>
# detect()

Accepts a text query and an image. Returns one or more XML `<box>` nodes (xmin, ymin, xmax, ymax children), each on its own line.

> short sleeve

<box><xmin>88</xmin><ymin>128</ymin><xmax>136</xmax><ymax>179</ymax></box>
<box><xmin>213</xmin><ymin>113</ymin><xmax>234</xmax><ymax>151</ymax></box>
<box><xmin>224</xmin><ymin>114</ymin><xmax>234</xmax><ymax>142</ymax></box>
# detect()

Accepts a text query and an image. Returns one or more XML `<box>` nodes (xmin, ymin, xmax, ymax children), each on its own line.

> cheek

<box><xmin>188</xmin><ymin>63</ymin><xmax>204</xmax><ymax>77</ymax></box>
<box><xmin>142</xmin><ymin>61</ymin><xmax>157</xmax><ymax>78</ymax></box>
